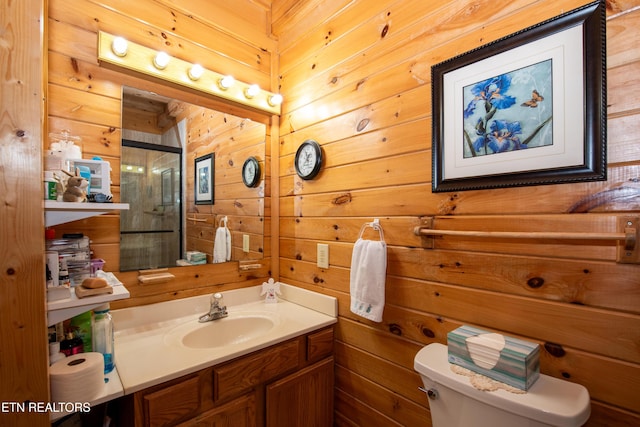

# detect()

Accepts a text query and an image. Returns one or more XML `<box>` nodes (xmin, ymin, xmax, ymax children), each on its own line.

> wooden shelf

<box><xmin>47</xmin><ymin>285</ymin><xmax>130</xmax><ymax>326</ymax></box>
<box><xmin>44</xmin><ymin>201</ymin><xmax>131</xmax><ymax>324</ymax></box>
<box><xmin>44</xmin><ymin>200</ymin><xmax>129</xmax><ymax>227</ymax></box>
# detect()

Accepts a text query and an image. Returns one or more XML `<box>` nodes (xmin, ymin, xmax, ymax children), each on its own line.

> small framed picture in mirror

<box><xmin>195</xmin><ymin>153</ymin><xmax>214</xmax><ymax>205</ymax></box>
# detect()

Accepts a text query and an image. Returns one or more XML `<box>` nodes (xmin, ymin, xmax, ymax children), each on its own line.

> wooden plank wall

<box><xmin>0</xmin><ymin>2</ymin><xmax>50</xmax><ymax>426</ymax></box>
<box><xmin>272</xmin><ymin>0</ymin><xmax>640</xmax><ymax>426</ymax></box>
<box><xmin>46</xmin><ymin>0</ymin><xmax>274</xmax><ymax>308</ymax></box>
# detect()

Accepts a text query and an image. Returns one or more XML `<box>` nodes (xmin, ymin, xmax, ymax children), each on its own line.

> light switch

<box><xmin>243</xmin><ymin>234</ymin><xmax>250</xmax><ymax>253</ymax></box>
<box><xmin>317</xmin><ymin>243</ymin><xmax>329</xmax><ymax>269</ymax></box>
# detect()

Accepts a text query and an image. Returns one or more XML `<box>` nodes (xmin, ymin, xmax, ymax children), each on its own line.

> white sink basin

<box><xmin>113</xmin><ymin>284</ymin><xmax>338</xmax><ymax>394</ymax></box>
<box><xmin>164</xmin><ymin>312</ymin><xmax>279</xmax><ymax>349</ymax></box>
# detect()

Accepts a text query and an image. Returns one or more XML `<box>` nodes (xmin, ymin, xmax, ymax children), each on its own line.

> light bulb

<box><xmin>245</xmin><ymin>84</ymin><xmax>260</xmax><ymax>99</ymax></box>
<box><xmin>268</xmin><ymin>94</ymin><xmax>283</xmax><ymax>106</ymax></box>
<box><xmin>111</xmin><ymin>37</ymin><xmax>128</xmax><ymax>57</ymax></box>
<box><xmin>153</xmin><ymin>52</ymin><xmax>170</xmax><ymax>69</ymax></box>
<box><xmin>188</xmin><ymin>64</ymin><xmax>204</xmax><ymax>80</ymax></box>
<box><xmin>218</xmin><ymin>75</ymin><xmax>234</xmax><ymax>90</ymax></box>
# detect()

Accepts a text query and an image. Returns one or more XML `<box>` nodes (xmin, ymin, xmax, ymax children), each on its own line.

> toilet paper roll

<box><xmin>50</xmin><ymin>352</ymin><xmax>104</xmax><ymax>402</ymax></box>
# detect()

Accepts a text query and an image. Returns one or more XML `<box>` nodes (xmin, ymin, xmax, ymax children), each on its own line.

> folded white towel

<box><xmin>213</xmin><ymin>226</ymin><xmax>231</xmax><ymax>263</ymax></box>
<box><xmin>224</xmin><ymin>227</ymin><xmax>231</xmax><ymax>261</ymax></box>
<box><xmin>350</xmin><ymin>237</ymin><xmax>387</xmax><ymax>322</ymax></box>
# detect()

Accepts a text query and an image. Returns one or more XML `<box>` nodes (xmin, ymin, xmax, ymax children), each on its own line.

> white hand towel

<box><xmin>224</xmin><ymin>227</ymin><xmax>231</xmax><ymax>261</ymax></box>
<box><xmin>350</xmin><ymin>238</ymin><xmax>387</xmax><ymax>322</ymax></box>
<box><xmin>213</xmin><ymin>226</ymin><xmax>231</xmax><ymax>263</ymax></box>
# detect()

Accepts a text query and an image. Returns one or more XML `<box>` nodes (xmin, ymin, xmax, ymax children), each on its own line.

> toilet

<box><xmin>414</xmin><ymin>343</ymin><xmax>591</xmax><ymax>427</ymax></box>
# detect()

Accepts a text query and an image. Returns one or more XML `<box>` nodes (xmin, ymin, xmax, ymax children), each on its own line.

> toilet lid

<box><xmin>414</xmin><ymin>343</ymin><xmax>591</xmax><ymax>427</ymax></box>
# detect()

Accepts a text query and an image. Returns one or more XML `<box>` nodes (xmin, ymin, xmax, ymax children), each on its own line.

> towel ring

<box><xmin>358</xmin><ymin>219</ymin><xmax>385</xmax><ymax>242</ymax></box>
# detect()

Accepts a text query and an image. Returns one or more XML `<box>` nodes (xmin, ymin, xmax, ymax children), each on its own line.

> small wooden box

<box><xmin>447</xmin><ymin>325</ymin><xmax>540</xmax><ymax>390</ymax></box>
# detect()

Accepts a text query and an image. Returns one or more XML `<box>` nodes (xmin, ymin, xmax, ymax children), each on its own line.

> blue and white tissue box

<box><xmin>447</xmin><ymin>325</ymin><xmax>540</xmax><ymax>390</ymax></box>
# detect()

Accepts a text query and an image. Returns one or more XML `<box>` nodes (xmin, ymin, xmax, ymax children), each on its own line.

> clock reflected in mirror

<box><xmin>242</xmin><ymin>156</ymin><xmax>261</xmax><ymax>188</ymax></box>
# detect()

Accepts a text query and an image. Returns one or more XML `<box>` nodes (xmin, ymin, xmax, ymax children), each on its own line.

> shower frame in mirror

<box><xmin>195</xmin><ymin>153</ymin><xmax>214</xmax><ymax>205</ymax></box>
<box><xmin>161</xmin><ymin>168</ymin><xmax>174</xmax><ymax>206</ymax></box>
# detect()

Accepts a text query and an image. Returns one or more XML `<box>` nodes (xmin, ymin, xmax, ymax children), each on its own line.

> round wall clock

<box><xmin>294</xmin><ymin>139</ymin><xmax>323</xmax><ymax>180</ymax></box>
<box><xmin>242</xmin><ymin>156</ymin><xmax>261</xmax><ymax>188</ymax></box>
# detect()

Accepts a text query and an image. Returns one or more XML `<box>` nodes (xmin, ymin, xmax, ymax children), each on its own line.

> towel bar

<box><xmin>413</xmin><ymin>216</ymin><xmax>639</xmax><ymax>264</ymax></box>
<box><xmin>187</xmin><ymin>216</ymin><xmax>207</xmax><ymax>222</ymax></box>
<box><xmin>239</xmin><ymin>263</ymin><xmax>262</xmax><ymax>271</ymax></box>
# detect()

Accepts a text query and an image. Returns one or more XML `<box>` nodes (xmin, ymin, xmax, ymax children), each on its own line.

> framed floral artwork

<box><xmin>431</xmin><ymin>0</ymin><xmax>606</xmax><ymax>192</ymax></box>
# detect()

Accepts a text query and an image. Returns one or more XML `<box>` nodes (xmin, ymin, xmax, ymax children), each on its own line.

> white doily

<box><xmin>450</xmin><ymin>364</ymin><xmax>526</xmax><ymax>394</ymax></box>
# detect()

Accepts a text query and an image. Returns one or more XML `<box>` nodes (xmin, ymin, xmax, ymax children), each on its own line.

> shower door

<box><xmin>120</xmin><ymin>141</ymin><xmax>182</xmax><ymax>271</ymax></box>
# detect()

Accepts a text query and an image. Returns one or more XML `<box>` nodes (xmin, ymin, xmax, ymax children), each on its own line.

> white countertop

<box><xmin>111</xmin><ymin>283</ymin><xmax>337</xmax><ymax>394</ymax></box>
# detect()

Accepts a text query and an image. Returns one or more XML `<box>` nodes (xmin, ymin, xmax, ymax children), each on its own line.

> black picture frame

<box><xmin>432</xmin><ymin>0</ymin><xmax>606</xmax><ymax>192</ymax></box>
<box><xmin>195</xmin><ymin>153</ymin><xmax>214</xmax><ymax>205</ymax></box>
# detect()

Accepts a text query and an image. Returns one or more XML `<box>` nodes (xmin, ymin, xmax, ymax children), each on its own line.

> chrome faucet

<box><xmin>198</xmin><ymin>292</ymin><xmax>228</xmax><ymax>322</ymax></box>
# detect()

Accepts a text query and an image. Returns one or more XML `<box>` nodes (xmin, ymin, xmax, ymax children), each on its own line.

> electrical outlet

<box><xmin>243</xmin><ymin>234</ymin><xmax>250</xmax><ymax>253</ymax></box>
<box><xmin>317</xmin><ymin>243</ymin><xmax>329</xmax><ymax>269</ymax></box>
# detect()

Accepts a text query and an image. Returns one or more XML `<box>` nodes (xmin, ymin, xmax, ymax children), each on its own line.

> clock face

<box><xmin>242</xmin><ymin>157</ymin><xmax>260</xmax><ymax>187</ymax></box>
<box><xmin>294</xmin><ymin>140</ymin><xmax>322</xmax><ymax>180</ymax></box>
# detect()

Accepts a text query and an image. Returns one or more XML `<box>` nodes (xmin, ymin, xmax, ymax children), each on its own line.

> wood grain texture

<box><xmin>266</xmin><ymin>357</ymin><xmax>334</xmax><ymax>427</ymax></box>
<box><xmin>273</xmin><ymin>0</ymin><xmax>640</xmax><ymax>425</ymax></box>
<box><xmin>46</xmin><ymin>0</ymin><xmax>274</xmax><ymax>307</ymax></box>
<box><xmin>51</xmin><ymin>0</ymin><xmax>272</xmax><ymax>86</ymax></box>
<box><xmin>214</xmin><ymin>339</ymin><xmax>300</xmax><ymax>401</ymax></box>
<box><xmin>13</xmin><ymin>0</ymin><xmax>638</xmax><ymax>425</ymax></box>
<box><xmin>0</xmin><ymin>1</ymin><xmax>49</xmax><ymax>426</ymax></box>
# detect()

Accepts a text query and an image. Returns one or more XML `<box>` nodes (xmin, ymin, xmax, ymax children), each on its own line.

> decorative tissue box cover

<box><xmin>447</xmin><ymin>325</ymin><xmax>540</xmax><ymax>390</ymax></box>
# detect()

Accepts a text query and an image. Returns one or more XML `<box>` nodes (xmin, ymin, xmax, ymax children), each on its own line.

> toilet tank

<box><xmin>414</xmin><ymin>343</ymin><xmax>590</xmax><ymax>427</ymax></box>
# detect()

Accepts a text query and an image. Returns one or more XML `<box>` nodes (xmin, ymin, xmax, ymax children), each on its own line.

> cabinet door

<box><xmin>177</xmin><ymin>393</ymin><xmax>256</xmax><ymax>427</ymax></box>
<box><xmin>214</xmin><ymin>339</ymin><xmax>300</xmax><ymax>401</ymax></box>
<box><xmin>266</xmin><ymin>357</ymin><xmax>334</xmax><ymax>427</ymax></box>
<box><xmin>307</xmin><ymin>327</ymin><xmax>334</xmax><ymax>364</ymax></box>
<box><xmin>143</xmin><ymin>376</ymin><xmax>201</xmax><ymax>427</ymax></box>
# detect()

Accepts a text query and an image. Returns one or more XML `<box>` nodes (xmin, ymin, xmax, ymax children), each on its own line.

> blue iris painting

<box><xmin>462</xmin><ymin>59</ymin><xmax>553</xmax><ymax>158</ymax></box>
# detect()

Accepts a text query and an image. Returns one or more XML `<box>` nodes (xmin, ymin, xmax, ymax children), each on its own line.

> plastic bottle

<box><xmin>70</xmin><ymin>311</ymin><xmax>93</xmax><ymax>352</ymax></box>
<box><xmin>60</xmin><ymin>331</ymin><xmax>83</xmax><ymax>356</ymax></box>
<box><xmin>58</xmin><ymin>257</ymin><xmax>71</xmax><ymax>287</ymax></box>
<box><xmin>44</xmin><ymin>171</ymin><xmax>57</xmax><ymax>200</ymax></box>
<box><xmin>93</xmin><ymin>303</ymin><xmax>115</xmax><ymax>374</ymax></box>
<box><xmin>49</xmin><ymin>341</ymin><xmax>66</xmax><ymax>365</ymax></box>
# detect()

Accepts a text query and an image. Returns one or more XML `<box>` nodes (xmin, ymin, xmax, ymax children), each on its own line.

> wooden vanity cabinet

<box><xmin>126</xmin><ymin>326</ymin><xmax>334</xmax><ymax>427</ymax></box>
<box><xmin>266</xmin><ymin>357</ymin><xmax>334</xmax><ymax>427</ymax></box>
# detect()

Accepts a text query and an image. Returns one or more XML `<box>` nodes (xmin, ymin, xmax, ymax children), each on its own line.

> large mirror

<box><xmin>119</xmin><ymin>86</ymin><xmax>266</xmax><ymax>271</ymax></box>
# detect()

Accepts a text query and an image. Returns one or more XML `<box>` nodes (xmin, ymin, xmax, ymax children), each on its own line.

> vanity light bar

<box><xmin>97</xmin><ymin>31</ymin><xmax>282</xmax><ymax>115</ymax></box>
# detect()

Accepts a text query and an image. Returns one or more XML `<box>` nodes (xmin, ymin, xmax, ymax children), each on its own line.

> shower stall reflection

<box><xmin>120</xmin><ymin>140</ymin><xmax>182</xmax><ymax>271</ymax></box>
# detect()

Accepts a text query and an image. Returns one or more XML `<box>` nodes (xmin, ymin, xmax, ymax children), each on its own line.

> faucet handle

<box><xmin>211</xmin><ymin>292</ymin><xmax>223</xmax><ymax>305</ymax></box>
